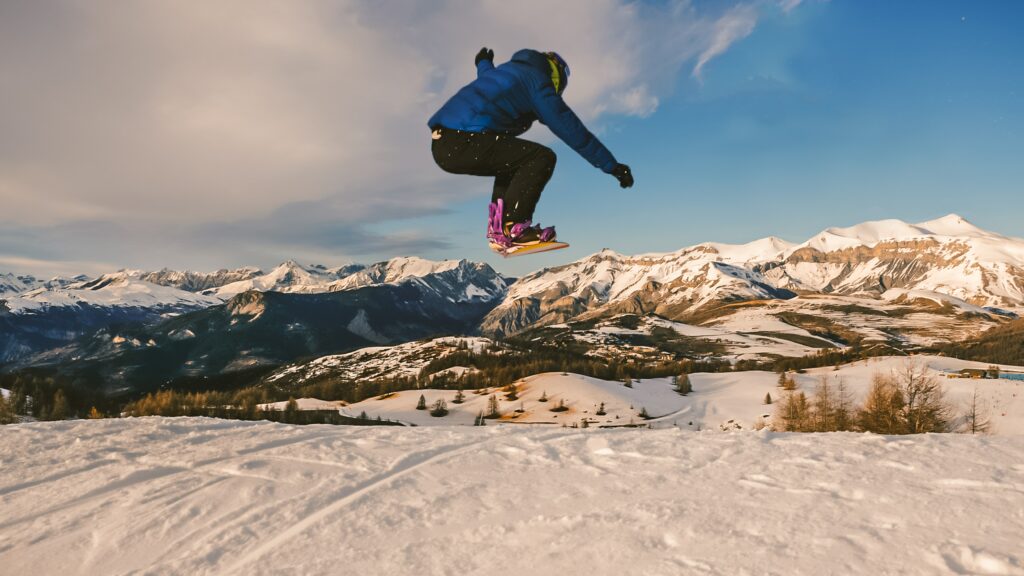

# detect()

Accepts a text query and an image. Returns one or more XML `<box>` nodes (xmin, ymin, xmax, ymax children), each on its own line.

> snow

<box><xmin>1</xmin><ymin>387</ymin><xmax>10</xmax><ymax>399</ymax></box>
<box><xmin>335</xmin><ymin>356</ymin><xmax>1024</xmax><ymax>435</ymax></box>
<box><xmin>207</xmin><ymin>260</ymin><xmax>354</xmax><ymax>299</ymax></box>
<box><xmin>342</xmin><ymin>372</ymin><xmax>688</xmax><ymax>427</ymax></box>
<box><xmin>266</xmin><ymin>336</ymin><xmax>494</xmax><ymax>384</ymax></box>
<box><xmin>257</xmin><ymin>398</ymin><xmax>346</xmax><ymax>411</ymax></box>
<box><xmin>4</xmin><ymin>276</ymin><xmax>222</xmax><ymax>313</ymax></box>
<box><xmin>2</xmin><ymin>418</ymin><xmax>1023</xmax><ymax>575</ymax></box>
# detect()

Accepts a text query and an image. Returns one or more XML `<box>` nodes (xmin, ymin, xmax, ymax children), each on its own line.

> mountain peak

<box><xmin>915</xmin><ymin>213</ymin><xmax>992</xmax><ymax>238</ymax></box>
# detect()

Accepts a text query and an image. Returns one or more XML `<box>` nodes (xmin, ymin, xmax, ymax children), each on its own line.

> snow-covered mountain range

<box><xmin>0</xmin><ymin>257</ymin><xmax>506</xmax><ymax>364</ymax></box>
<box><xmin>482</xmin><ymin>214</ymin><xmax>1024</xmax><ymax>336</ymax></box>
<box><xmin>2</xmin><ymin>214</ymin><xmax>1022</xmax><ymax>371</ymax></box>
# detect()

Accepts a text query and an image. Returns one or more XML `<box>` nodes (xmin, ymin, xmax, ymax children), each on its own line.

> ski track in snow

<box><xmin>2</xmin><ymin>418</ymin><xmax>1024</xmax><ymax>575</ymax></box>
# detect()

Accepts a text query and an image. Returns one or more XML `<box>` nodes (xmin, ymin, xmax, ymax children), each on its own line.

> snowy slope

<box><xmin>333</xmin><ymin>356</ymin><xmax>1024</xmax><ymax>434</ymax></box>
<box><xmin>341</xmin><ymin>372</ymin><xmax>688</xmax><ymax>427</ymax></box>
<box><xmin>266</xmin><ymin>336</ymin><xmax>495</xmax><ymax>385</ymax></box>
<box><xmin>2</xmin><ymin>418</ymin><xmax>1023</xmax><ymax>575</ymax></box>
<box><xmin>778</xmin><ymin>214</ymin><xmax>1024</xmax><ymax>306</ymax></box>
<box><xmin>0</xmin><ymin>272</ymin><xmax>41</xmax><ymax>295</ymax></box>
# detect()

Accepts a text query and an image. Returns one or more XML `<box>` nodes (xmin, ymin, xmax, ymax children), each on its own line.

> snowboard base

<box><xmin>490</xmin><ymin>240</ymin><xmax>569</xmax><ymax>258</ymax></box>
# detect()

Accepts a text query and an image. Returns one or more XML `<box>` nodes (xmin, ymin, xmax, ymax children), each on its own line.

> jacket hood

<box><xmin>510</xmin><ymin>49</ymin><xmax>551</xmax><ymax>71</ymax></box>
<box><xmin>511</xmin><ymin>49</ymin><xmax>568</xmax><ymax>94</ymax></box>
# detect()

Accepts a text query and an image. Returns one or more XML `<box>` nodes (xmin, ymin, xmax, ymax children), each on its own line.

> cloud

<box><xmin>778</xmin><ymin>0</ymin><xmax>805</xmax><ymax>13</ymax></box>
<box><xmin>692</xmin><ymin>4</ymin><xmax>759</xmax><ymax>82</ymax></box>
<box><xmin>0</xmin><ymin>0</ymin><xmax>777</xmax><ymax>274</ymax></box>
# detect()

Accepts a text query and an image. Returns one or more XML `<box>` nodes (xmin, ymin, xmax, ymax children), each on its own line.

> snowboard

<box><xmin>489</xmin><ymin>240</ymin><xmax>569</xmax><ymax>258</ymax></box>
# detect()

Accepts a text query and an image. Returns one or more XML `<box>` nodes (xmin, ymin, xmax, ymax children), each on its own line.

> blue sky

<box><xmin>1</xmin><ymin>1</ymin><xmax>1021</xmax><ymax>278</ymax></box>
<box><xmin>402</xmin><ymin>0</ymin><xmax>1024</xmax><ymax>275</ymax></box>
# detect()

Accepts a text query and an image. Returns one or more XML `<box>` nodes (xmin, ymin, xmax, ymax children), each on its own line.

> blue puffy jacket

<box><xmin>428</xmin><ymin>49</ymin><xmax>618</xmax><ymax>174</ymax></box>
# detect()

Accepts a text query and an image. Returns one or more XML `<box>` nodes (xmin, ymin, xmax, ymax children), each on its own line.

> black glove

<box><xmin>475</xmin><ymin>47</ymin><xmax>494</xmax><ymax>66</ymax></box>
<box><xmin>611</xmin><ymin>164</ymin><xmax>634</xmax><ymax>189</ymax></box>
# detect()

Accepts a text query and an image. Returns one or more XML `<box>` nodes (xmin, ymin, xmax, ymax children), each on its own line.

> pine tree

<box><xmin>764</xmin><ymin>392</ymin><xmax>772</xmax><ymax>405</ymax></box>
<box><xmin>623</xmin><ymin>377</ymin><xmax>633</xmax><ymax>388</ymax></box>
<box><xmin>453</xmin><ymin>388</ymin><xmax>465</xmax><ymax>404</ymax></box>
<box><xmin>550</xmin><ymin>399</ymin><xmax>569</xmax><ymax>413</ymax></box>
<box><xmin>639</xmin><ymin>407</ymin><xmax>650</xmax><ymax>420</ymax></box>
<box><xmin>505</xmin><ymin>383</ymin><xmax>518</xmax><ymax>401</ymax></box>
<box><xmin>485</xmin><ymin>395</ymin><xmax>501</xmax><ymax>419</ymax></box>
<box><xmin>596</xmin><ymin>402</ymin><xmax>607</xmax><ymax>416</ymax></box>
<box><xmin>539</xmin><ymin>391</ymin><xmax>549</xmax><ymax>403</ymax></box>
<box><xmin>416</xmin><ymin>394</ymin><xmax>427</xmax><ymax>410</ymax></box>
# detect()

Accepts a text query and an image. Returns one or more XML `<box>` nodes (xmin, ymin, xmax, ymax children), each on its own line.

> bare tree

<box><xmin>898</xmin><ymin>362</ymin><xmax>951</xmax><ymax>434</ymax></box>
<box><xmin>963</xmin><ymin>388</ymin><xmax>991</xmax><ymax>435</ymax></box>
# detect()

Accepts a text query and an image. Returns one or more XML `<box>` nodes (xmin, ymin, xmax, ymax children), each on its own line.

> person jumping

<box><xmin>428</xmin><ymin>48</ymin><xmax>634</xmax><ymax>252</ymax></box>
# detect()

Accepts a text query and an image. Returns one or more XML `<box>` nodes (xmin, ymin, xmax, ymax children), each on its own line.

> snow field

<box><xmin>1</xmin><ymin>418</ymin><xmax>1023</xmax><ymax>575</ymax></box>
<box><xmin>333</xmin><ymin>356</ymin><xmax>1024</xmax><ymax>434</ymax></box>
<box><xmin>341</xmin><ymin>372</ymin><xmax>688</xmax><ymax>427</ymax></box>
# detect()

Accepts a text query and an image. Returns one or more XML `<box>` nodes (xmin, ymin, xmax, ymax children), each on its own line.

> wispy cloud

<box><xmin>692</xmin><ymin>4</ymin><xmax>759</xmax><ymax>82</ymax></box>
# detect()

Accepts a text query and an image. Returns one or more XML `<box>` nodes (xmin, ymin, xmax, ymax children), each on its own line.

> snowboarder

<box><xmin>429</xmin><ymin>48</ymin><xmax>634</xmax><ymax>253</ymax></box>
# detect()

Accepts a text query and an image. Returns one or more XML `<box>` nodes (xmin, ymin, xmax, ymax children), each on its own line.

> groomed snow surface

<box><xmin>2</xmin><ymin>419</ymin><xmax>1023</xmax><ymax>575</ymax></box>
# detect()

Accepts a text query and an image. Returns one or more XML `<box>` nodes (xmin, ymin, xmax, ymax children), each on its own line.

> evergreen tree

<box><xmin>416</xmin><ymin>394</ymin><xmax>427</xmax><ymax>410</ymax></box>
<box><xmin>539</xmin><ymin>391</ymin><xmax>549</xmax><ymax>403</ymax></box>
<box><xmin>596</xmin><ymin>402</ymin><xmax>606</xmax><ymax>416</ymax></box>
<box><xmin>550</xmin><ymin>399</ymin><xmax>569</xmax><ymax>413</ymax></box>
<box><xmin>764</xmin><ymin>392</ymin><xmax>772</xmax><ymax>405</ymax></box>
<box><xmin>485</xmin><ymin>395</ymin><xmax>501</xmax><ymax>419</ymax></box>
<box><xmin>505</xmin><ymin>383</ymin><xmax>518</xmax><ymax>401</ymax></box>
<box><xmin>639</xmin><ymin>407</ymin><xmax>650</xmax><ymax>420</ymax></box>
<box><xmin>623</xmin><ymin>377</ymin><xmax>633</xmax><ymax>388</ymax></box>
<box><xmin>453</xmin><ymin>388</ymin><xmax>465</xmax><ymax>404</ymax></box>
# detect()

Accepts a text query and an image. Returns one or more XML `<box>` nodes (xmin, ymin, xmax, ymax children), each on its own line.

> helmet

<box><xmin>545</xmin><ymin>51</ymin><xmax>570</xmax><ymax>94</ymax></box>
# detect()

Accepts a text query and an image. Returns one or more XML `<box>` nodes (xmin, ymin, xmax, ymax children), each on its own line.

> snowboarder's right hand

<box><xmin>475</xmin><ymin>47</ymin><xmax>494</xmax><ymax>66</ymax></box>
<box><xmin>611</xmin><ymin>164</ymin><xmax>634</xmax><ymax>189</ymax></box>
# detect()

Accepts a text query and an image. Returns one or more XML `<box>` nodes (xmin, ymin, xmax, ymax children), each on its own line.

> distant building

<box><xmin>955</xmin><ymin>368</ymin><xmax>999</xmax><ymax>379</ymax></box>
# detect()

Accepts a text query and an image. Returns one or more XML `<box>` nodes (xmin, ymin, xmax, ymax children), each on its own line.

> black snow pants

<box><xmin>431</xmin><ymin>128</ymin><xmax>556</xmax><ymax>224</ymax></box>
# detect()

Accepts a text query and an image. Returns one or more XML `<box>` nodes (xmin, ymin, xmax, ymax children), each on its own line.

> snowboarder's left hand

<box><xmin>475</xmin><ymin>47</ymin><xmax>495</xmax><ymax>66</ymax></box>
<box><xmin>611</xmin><ymin>164</ymin><xmax>634</xmax><ymax>189</ymax></box>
